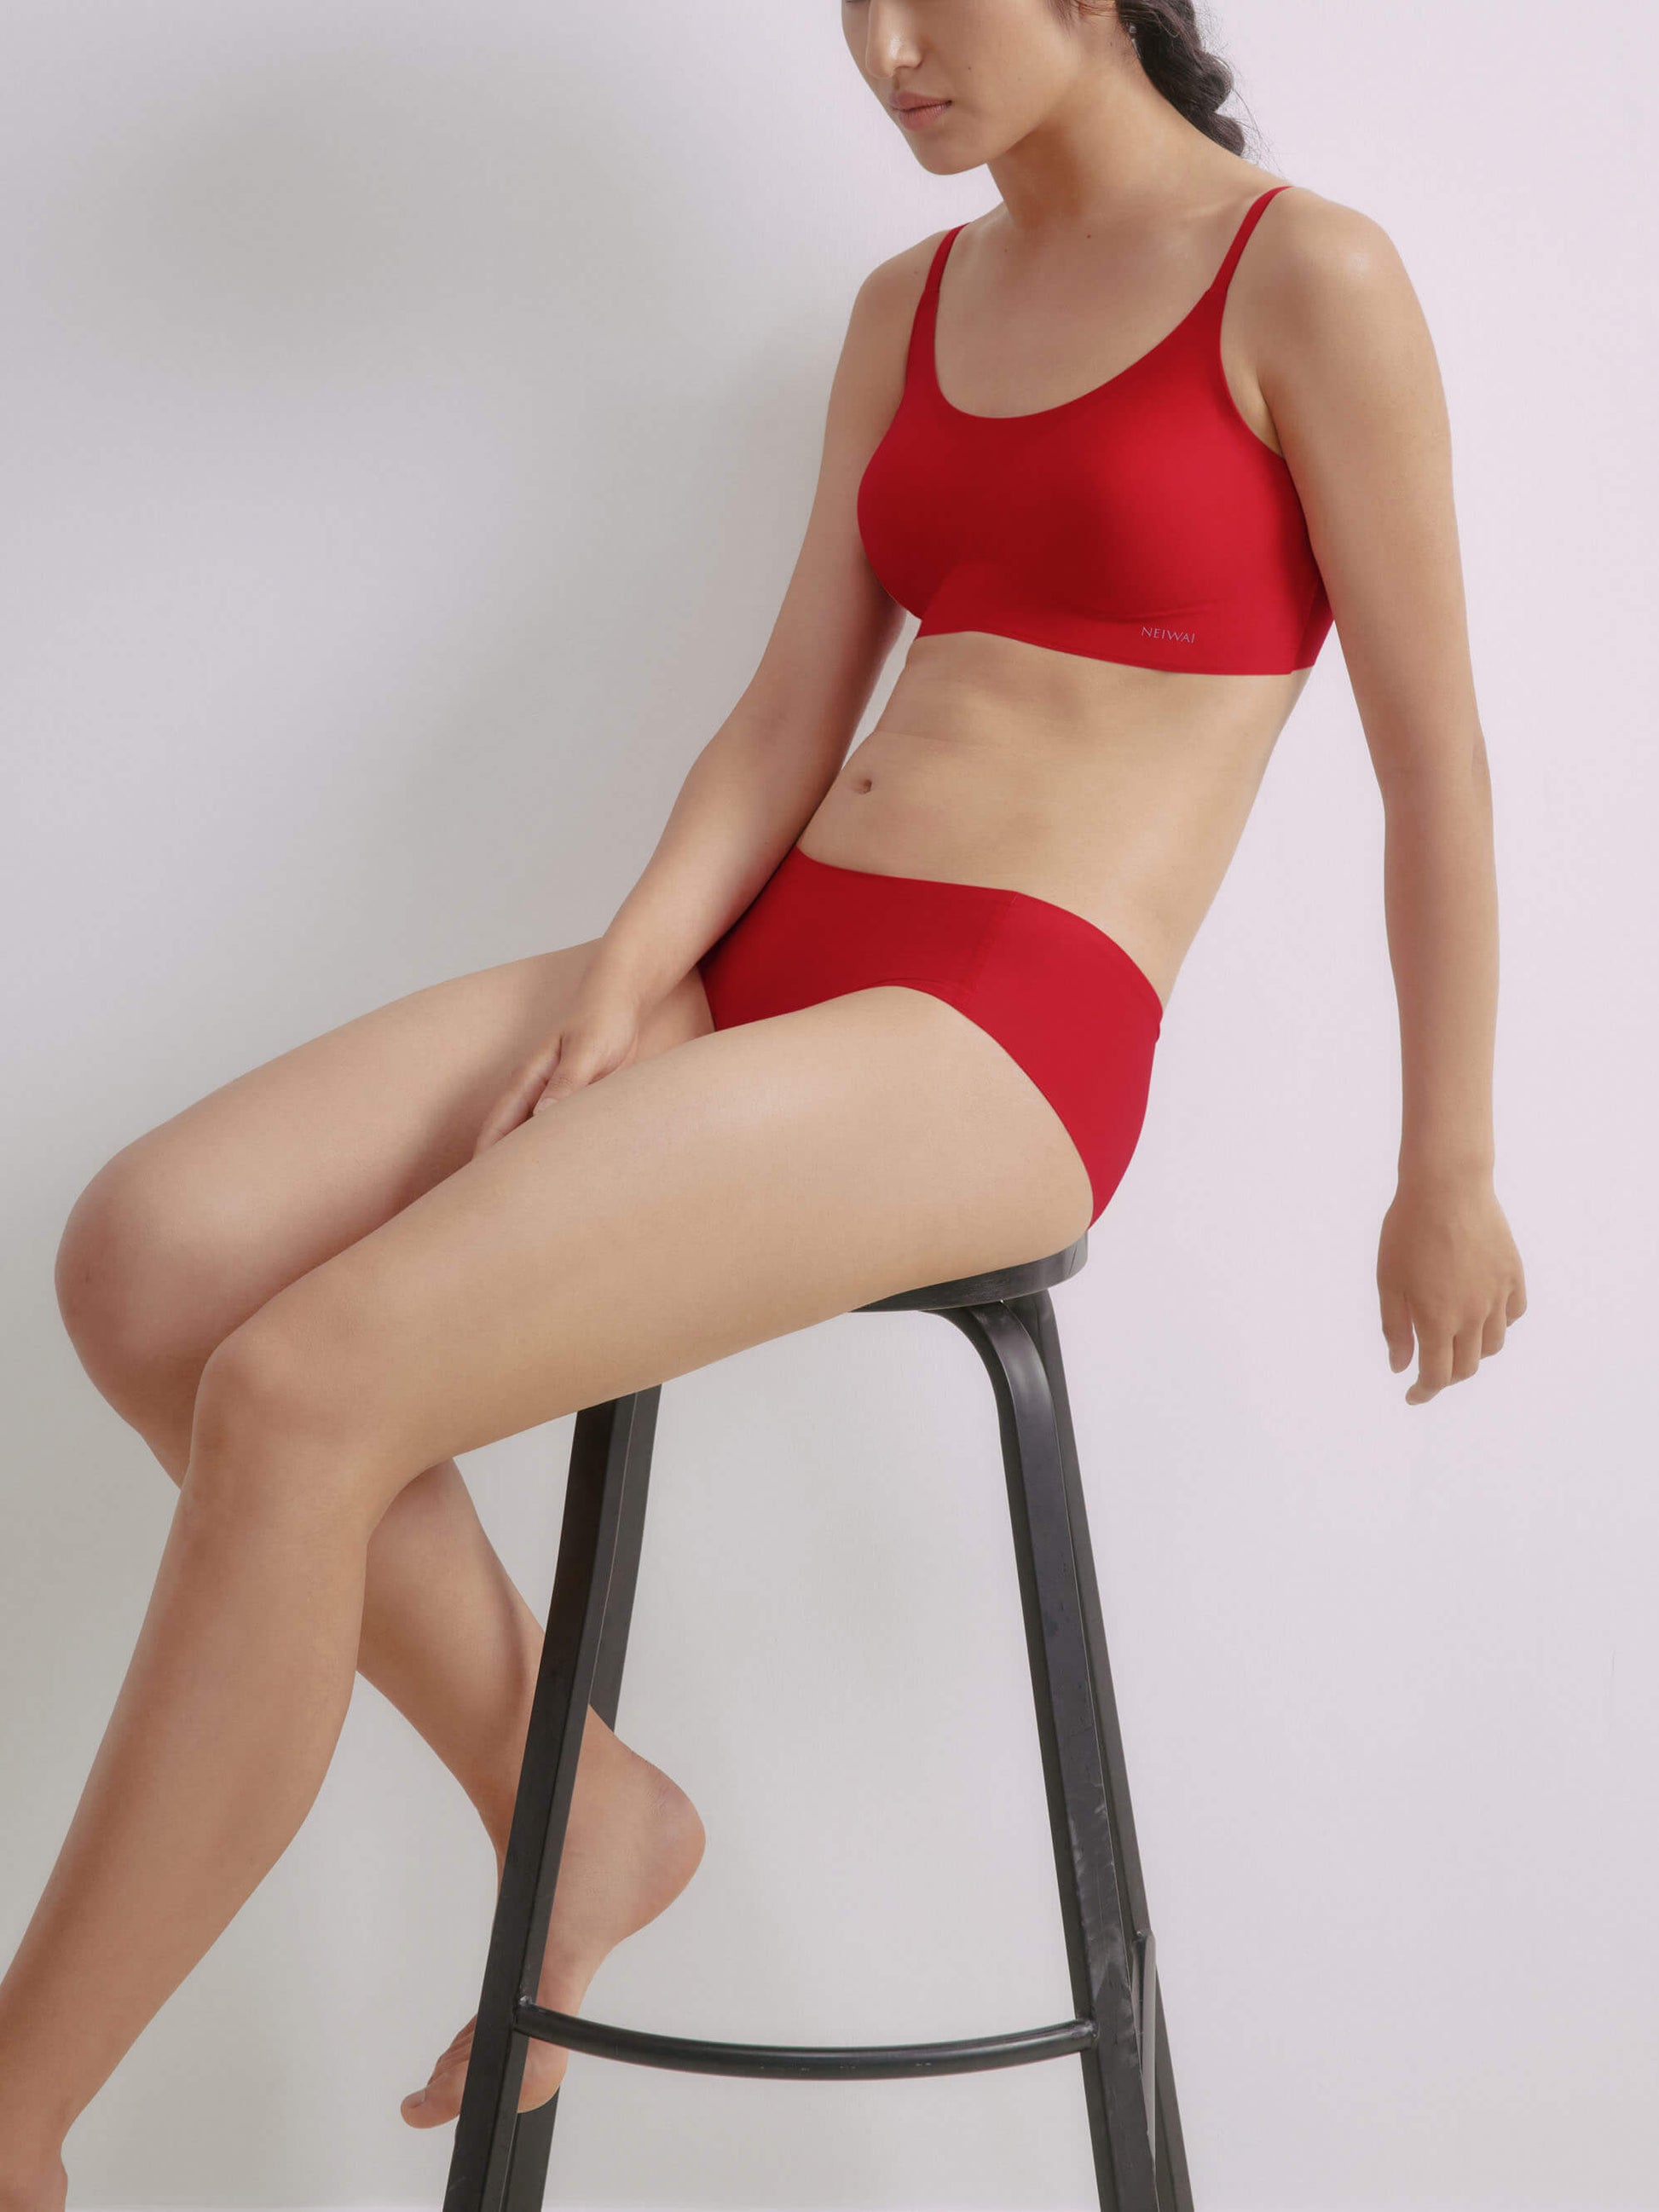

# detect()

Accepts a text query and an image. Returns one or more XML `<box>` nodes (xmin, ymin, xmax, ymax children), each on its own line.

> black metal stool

<box><xmin>442</xmin><ymin>1233</ymin><xmax>1193</xmax><ymax>2212</ymax></box>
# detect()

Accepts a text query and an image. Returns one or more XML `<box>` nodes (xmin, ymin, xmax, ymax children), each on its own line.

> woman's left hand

<box><xmin>1376</xmin><ymin>1171</ymin><xmax>1528</xmax><ymax>1405</ymax></box>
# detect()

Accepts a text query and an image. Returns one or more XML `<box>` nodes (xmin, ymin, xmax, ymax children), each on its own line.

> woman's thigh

<box><xmin>201</xmin><ymin>984</ymin><xmax>1096</xmax><ymax>1509</ymax></box>
<box><xmin>55</xmin><ymin>939</ymin><xmax>715</xmax><ymax>1434</ymax></box>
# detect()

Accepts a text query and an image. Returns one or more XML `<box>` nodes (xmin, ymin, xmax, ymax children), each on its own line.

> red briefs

<box><xmin>697</xmin><ymin>846</ymin><xmax>1162</xmax><ymax>1229</ymax></box>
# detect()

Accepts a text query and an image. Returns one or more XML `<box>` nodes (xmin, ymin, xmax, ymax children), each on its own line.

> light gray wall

<box><xmin>2</xmin><ymin>1</ymin><xmax>1654</xmax><ymax>2206</ymax></box>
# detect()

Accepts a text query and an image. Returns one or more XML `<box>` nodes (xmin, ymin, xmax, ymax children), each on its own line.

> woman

<box><xmin>0</xmin><ymin>0</ymin><xmax>1527</xmax><ymax>2190</ymax></box>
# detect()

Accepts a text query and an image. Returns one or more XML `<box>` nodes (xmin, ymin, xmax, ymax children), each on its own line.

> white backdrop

<box><xmin>3</xmin><ymin>3</ymin><xmax>1655</xmax><ymax>2207</ymax></box>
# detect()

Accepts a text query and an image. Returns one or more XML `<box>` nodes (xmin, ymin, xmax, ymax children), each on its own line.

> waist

<box><xmin>793</xmin><ymin>631</ymin><xmax>1309</xmax><ymax>1008</ymax></box>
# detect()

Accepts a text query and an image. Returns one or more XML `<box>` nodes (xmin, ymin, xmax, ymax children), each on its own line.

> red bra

<box><xmin>856</xmin><ymin>184</ymin><xmax>1333</xmax><ymax>677</ymax></box>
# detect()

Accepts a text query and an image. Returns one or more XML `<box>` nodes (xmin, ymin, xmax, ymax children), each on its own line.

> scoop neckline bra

<box><xmin>925</xmin><ymin>184</ymin><xmax>1290</xmax><ymax>430</ymax></box>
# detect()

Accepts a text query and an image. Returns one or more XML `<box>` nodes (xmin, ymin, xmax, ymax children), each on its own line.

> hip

<box><xmin>697</xmin><ymin>846</ymin><xmax>1165</xmax><ymax>1229</ymax></box>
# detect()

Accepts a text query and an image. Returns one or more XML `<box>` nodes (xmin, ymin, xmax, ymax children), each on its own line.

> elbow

<box><xmin>1373</xmin><ymin>719</ymin><xmax>1491</xmax><ymax>814</ymax></box>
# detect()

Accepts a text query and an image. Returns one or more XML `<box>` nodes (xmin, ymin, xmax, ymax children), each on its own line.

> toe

<box><xmin>402</xmin><ymin>2059</ymin><xmax>465</xmax><ymax>2128</ymax></box>
<box><xmin>400</xmin><ymin>2019</ymin><xmax>477</xmax><ymax>2128</ymax></box>
<box><xmin>398</xmin><ymin>2016</ymin><xmax>569</xmax><ymax>2128</ymax></box>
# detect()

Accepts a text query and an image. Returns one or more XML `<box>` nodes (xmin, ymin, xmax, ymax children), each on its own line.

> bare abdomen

<box><xmin>794</xmin><ymin>630</ymin><xmax>1309</xmax><ymax>1010</ymax></box>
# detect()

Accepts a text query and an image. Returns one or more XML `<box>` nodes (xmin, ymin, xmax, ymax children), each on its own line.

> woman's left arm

<box><xmin>1252</xmin><ymin>189</ymin><xmax>1528</xmax><ymax>1406</ymax></box>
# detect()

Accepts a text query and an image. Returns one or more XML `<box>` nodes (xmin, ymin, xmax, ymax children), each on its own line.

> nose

<box><xmin>859</xmin><ymin>0</ymin><xmax>924</xmax><ymax>84</ymax></box>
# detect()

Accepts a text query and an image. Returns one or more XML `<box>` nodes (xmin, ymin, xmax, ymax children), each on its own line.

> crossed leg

<box><xmin>0</xmin><ymin>942</ymin><xmax>1095</xmax><ymax>2186</ymax></box>
<box><xmin>43</xmin><ymin>939</ymin><xmax>720</xmax><ymax>2132</ymax></box>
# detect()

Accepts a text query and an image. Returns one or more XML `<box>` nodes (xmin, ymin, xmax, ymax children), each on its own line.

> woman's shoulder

<box><xmin>1239</xmin><ymin>179</ymin><xmax>1412</xmax><ymax>315</ymax></box>
<box><xmin>836</xmin><ymin>223</ymin><xmax>965</xmax><ymax>366</ymax></box>
<box><xmin>1228</xmin><ymin>179</ymin><xmax>1445</xmax><ymax>442</ymax></box>
<box><xmin>853</xmin><ymin>224</ymin><xmax>961</xmax><ymax>311</ymax></box>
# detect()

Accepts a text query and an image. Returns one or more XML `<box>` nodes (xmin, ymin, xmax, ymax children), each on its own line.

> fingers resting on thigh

<box><xmin>55</xmin><ymin>941</ymin><xmax>713</xmax><ymax>1419</ymax></box>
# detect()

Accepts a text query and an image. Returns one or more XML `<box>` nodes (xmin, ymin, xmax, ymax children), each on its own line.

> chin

<box><xmin>905</xmin><ymin>127</ymin><xmax>996</xmax><ymax>178</ymax></box>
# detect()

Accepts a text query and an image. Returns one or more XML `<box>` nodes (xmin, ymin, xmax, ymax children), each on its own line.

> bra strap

<box><xmin>907</xmin><ymin>222</ymin><xmax>967</xmax><ymax>388</ymax></box>
<box><xmin>1208</xmin><ymin>184</ymin><xmax>1292</xmax><ymax>297</ymax></box>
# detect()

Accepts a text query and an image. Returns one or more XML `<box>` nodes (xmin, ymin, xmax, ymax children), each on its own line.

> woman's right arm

<box><xmin>474</xmin><ymin>240</ymin><xmax>939</xmax><ymax>1150</ymax></box>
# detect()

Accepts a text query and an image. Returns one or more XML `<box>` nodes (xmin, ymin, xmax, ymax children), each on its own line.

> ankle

<box><xmin>481</xmin><ymin>1705</ymin><xmax>620</xmax><ymax>1868</ymax></box>
<box><xmin>0</xmin><ymin>2148</ymin><xmax>68</xmax><ymax>2212</ymax></box>
<box><xmin>0</xmin><ymin>2050</ymin><xmax>73</xmax><ymax>2194</ymax></box>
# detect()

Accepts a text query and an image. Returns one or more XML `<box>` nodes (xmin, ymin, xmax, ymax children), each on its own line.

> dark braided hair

<box><xmin>1069</xmin><ymin>0</ymin><xmax>1250</xmax><ymax>156</ymax></box>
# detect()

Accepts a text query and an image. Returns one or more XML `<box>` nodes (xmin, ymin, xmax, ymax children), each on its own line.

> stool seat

<box><xmin>443</xmin><ymin>1232</ymin><xmax>1193</xmax><ymax>2212</ymax></box>
<box><xmin>857</xmin><ymin>1233</ymin><xmax>1089</xmax><ymax>1312</ymax></box>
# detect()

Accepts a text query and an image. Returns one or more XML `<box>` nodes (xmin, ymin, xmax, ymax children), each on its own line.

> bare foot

<box><xmin>401</xmin><ymin>1727</ymin><xmax>705</xmax><ymax>2128</ymax></box>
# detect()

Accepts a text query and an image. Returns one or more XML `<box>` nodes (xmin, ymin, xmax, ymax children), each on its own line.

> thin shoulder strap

<box><xmin>906</xmin><ymin>222</ymin><xmax>968</xmax><ymax>386</ymax></box>
<box><xmin>1208</xmin><ymin>184</ymin><xmax>1292</xmax><ymax>297</ymax></box>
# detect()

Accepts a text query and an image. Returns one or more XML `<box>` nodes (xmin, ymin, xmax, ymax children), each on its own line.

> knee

<box><xmin>55</xmin><ymin>1139</ymin><xmax>244</xmax><ymax>1421</ymax></box>
<box><xmin>188</xmin><ymin>1292</ymin><xmax>405</xmax><ymax>1525</ymax></box>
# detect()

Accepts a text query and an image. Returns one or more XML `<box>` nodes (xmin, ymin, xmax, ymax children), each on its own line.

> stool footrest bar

<box><xmin>513</xmin><ymin>2000</ymin><xmax>1098</xmax><ymax>2079</ymax></box>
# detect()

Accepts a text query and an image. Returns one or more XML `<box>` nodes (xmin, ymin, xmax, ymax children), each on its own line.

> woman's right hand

<box><xmin>471</xmin><ymin>979</ymin><xmax>650</xmax><ymax>1156</ymax></box>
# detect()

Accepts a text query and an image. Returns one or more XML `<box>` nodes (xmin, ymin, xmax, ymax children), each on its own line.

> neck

<box><xmin>985</xmin><ymin>61</ymin><xmax>1235</xmax><ymax>241</ymax></box>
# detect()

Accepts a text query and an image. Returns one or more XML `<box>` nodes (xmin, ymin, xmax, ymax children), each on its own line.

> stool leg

<box><xmin>443</xmin><ymin>1388</ymin><xmax>662</xmax><ymax>2212</ymax></box>
<box><xmin>945</xmin><ymin>1296</ymin><xmax>1162</xmax><ymax>2212</ymax></box>
<box><xmin>497</xmin><ymin>1383</ymin><xmax>662</xmax><ymax>2211</ymax></box>
<box><xmin>1010</xmin><ymin>1293</ymin><xmax>1195</xmax><ymax>2212</ymax></box>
